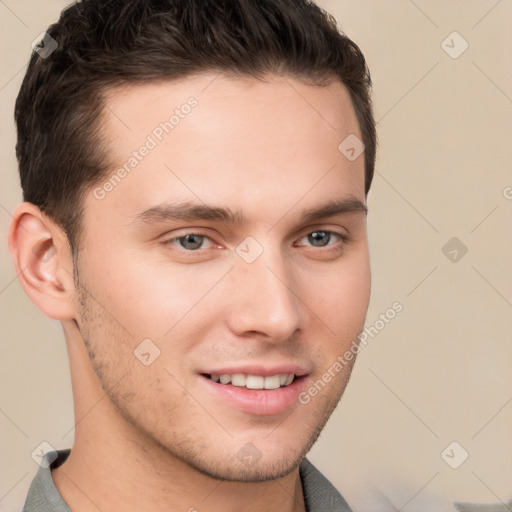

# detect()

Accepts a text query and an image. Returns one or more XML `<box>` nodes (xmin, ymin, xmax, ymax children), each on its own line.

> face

<box><xmin>74</xmin><ymin>73</ymin><xmax>371</xmax><ymax>481</ymax></box>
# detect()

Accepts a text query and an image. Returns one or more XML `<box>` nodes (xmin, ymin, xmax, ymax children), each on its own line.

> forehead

<box><xmin>88</xmin><ymin>73</ymin><xmax>365</xmax><ymax>226</ymax></box>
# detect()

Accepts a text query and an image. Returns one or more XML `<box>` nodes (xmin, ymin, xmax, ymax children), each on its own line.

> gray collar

<box><xmin>22</xmin><ymin>449</ymin><xmax>353</xmax><ymax>512</ymax></box>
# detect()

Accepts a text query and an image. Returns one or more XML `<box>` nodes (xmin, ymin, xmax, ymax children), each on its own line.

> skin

<box><xmin>9</xmin><ymin>72</ymin><xmax>371</xmax><ymax>512</ymax></box>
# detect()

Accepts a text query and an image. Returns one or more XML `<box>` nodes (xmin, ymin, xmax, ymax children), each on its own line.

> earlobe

<box><xmin>8</xmin><ymin>202</ymin><xmax>77</xmax><ymax>320</ymax></box>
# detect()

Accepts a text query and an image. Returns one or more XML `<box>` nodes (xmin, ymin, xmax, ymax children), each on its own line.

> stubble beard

<box><xmin>74</xmin><ymin>268</ymin><xmax>355</xmax><ymax>483</ymax></box>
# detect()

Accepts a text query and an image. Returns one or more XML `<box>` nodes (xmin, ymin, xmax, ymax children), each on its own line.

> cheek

<box><xmin>84</xmin><ymin>247</ymin><xmax>229</xmax><ymax>339</ymax></box>
<box><xmin>304</xmin><ymin>253</ymin><xmax>371</xmax><ymax>335</ymax></box>
<box><xmin>81</xmin><ymin>235</ymin><xmax>370</xmax><ymax>351</ymax></box>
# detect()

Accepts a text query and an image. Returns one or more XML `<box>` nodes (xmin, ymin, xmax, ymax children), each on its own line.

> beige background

<box><xmin>1</xmin><ymin>1</ymin><xmax>511</xmax><ymax>511</ymax></box>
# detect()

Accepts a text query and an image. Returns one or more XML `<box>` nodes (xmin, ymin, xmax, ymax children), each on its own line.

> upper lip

<box><xmin>200</xmin><ymin>364</ymin><xmax>310</xmax><ymax>377</ymax></box>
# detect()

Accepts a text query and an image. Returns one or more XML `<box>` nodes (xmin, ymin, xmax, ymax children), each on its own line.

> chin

<box><xmin>190</xmin><ymin>453</ymin><xmax>303</xmax><ymax>483</ymax></box>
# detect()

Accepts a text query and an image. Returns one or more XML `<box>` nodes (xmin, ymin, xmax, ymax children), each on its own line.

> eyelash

<box><xmin>161</xmin><ymin>230</ymin><xmax>351</xmax><ymax>252</ymax></box>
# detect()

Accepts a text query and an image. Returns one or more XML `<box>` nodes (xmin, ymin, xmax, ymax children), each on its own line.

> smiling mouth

<box><xmin>202</xmin><ymin>373</ymin><xmax>296</xmax><ymax>390</ymax></box>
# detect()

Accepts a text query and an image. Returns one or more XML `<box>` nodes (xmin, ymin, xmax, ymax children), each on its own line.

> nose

<box><xmin>225</xmin><ymin>249</ymin><xmax>302</xmax><ymax>342</ymax></box>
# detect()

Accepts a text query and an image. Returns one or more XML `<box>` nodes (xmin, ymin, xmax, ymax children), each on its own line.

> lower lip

<box><xmin>199</xmin><ymin>375</ymin><xmax>308</xmax><ymax>416</ymax></box>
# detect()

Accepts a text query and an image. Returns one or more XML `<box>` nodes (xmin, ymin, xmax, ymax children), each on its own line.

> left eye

<box><xmin>299</xmin><ymin>231</ymin><xmax>342</xmax><ymax>247</ymax></box>
<box><xmin>173</xmin><ymin>234</ymin><xmax>213</xmax><ymax>251</ymax></box>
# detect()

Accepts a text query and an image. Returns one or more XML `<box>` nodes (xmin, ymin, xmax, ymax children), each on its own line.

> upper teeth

<box><xmin>209</xmin><ymin>373</ymin><xmax>295</xmax><ymax>389</ymax></box>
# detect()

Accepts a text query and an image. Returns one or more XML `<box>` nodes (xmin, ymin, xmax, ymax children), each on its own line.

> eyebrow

<box><xmin>131</xmin><ymin>195</ymin><xmax>368</xmax><ymax>226</ymax></box>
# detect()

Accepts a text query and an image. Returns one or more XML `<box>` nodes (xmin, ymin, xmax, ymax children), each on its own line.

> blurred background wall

<box><xmin>1</xmin><ymin>1</ymin><xmax>511</xmax><ymax>510</ymax></box>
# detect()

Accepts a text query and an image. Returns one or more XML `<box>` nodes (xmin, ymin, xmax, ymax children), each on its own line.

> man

<box><xmin>8</xmin><ymin>0</ymin><xmax>376</xmax><ymax>510</ymax></box>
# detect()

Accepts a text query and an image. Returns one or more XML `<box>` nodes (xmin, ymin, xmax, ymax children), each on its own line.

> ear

<box><xmin>8</xmin><ymin>202</ymin><xmax>77</xmax><ymax>321</ymax></box>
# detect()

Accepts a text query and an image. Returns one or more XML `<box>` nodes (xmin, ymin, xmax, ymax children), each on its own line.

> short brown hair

<box><xmin>15</xmin><ymin>0</ymin><xmax>376</xmax><ymax>252</ymax></box>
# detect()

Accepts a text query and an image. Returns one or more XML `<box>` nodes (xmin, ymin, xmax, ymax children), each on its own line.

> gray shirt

<box><xmin>21</xmin><ymin>449</ymin><xmax>353</xmax><ymax>512</ymax></box>
<box><xmin>455</xmin><ymin>503</ymin><xmax>512</xmax><ymax>512</ymax></box>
